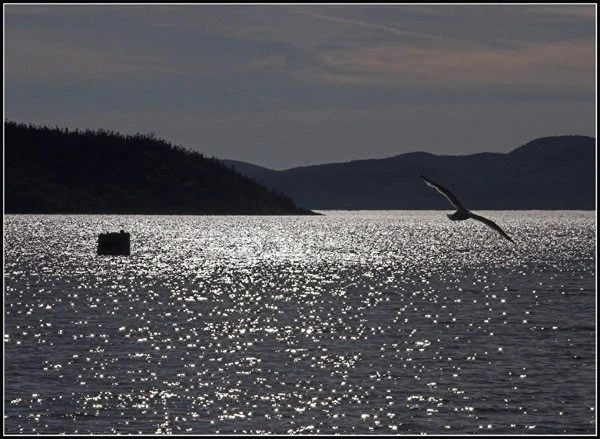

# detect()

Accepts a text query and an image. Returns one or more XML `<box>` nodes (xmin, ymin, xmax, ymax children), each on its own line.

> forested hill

<box><xmin>224</xmin><ymin>135</ymin><xmax>596</xmax><ymax>210</ymax></box>
<box><xmin>4</xmin><ymin>121</ymin><xmax>316</xmax><ymax>215</ymax></box>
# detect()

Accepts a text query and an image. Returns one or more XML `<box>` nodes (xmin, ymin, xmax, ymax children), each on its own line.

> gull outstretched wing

<box><xmin>469</xmin><ymin>213</ymin><xmax>514</xmax><ymax>243</ymax></box>
<box><xmin>421</xmin><ymin>175</ymin><xmax>467</xmax><ymax>211</ymax></box>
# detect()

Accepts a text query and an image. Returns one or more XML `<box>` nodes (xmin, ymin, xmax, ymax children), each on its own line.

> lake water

<box><xmin>3</xmin><ymin>211</ymin><xmax>596</xmax><ymax>434</ymax></box>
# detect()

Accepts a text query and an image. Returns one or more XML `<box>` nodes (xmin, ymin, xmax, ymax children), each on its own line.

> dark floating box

<box><xmin>98</xmin><ymin>230</ymin><xmax>131</xmax><ymax>256</ymax></box>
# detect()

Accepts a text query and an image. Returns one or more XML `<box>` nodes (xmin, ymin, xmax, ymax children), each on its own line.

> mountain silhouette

<box><xmin>5</xmin><ymin>121</ymin><xmax>317</xmax><ymax>215</ymax></box>
<box><xmin>224</xmin><ymin>135</ymin><xmax>595</xmax><ymax>210</ymax></box>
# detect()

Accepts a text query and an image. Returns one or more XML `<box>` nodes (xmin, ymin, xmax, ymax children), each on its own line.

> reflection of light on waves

<box><xmin>3</xmin><ymin>213</ymin><xmax>596</xmax><ymax>434</ymax></box>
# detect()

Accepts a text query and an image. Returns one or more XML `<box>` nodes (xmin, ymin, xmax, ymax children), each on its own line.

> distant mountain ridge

<box><xmin>5</xmin><ymin>121</ymin><xmax>317</xmax><ymax>215</ymax></box>
<box><xmin>224</xmin><ymin>135</ymin><xmax>596</xmax><ymax>210</ymax></box>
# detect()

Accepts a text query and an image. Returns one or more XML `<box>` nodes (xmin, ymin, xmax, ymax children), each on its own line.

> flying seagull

<box><xmin>421</xmin><ymin>175</ymin><xmax>514</xmax><ymax>243</ymax></box>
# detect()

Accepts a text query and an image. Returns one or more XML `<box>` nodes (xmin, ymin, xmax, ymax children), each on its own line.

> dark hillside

<box><xmin>4</xmin><ymin>121</ymin><xmax>316</xmax><ymax>215</ymax></box>
<box><xmin>225</xmin><ymin>135</ymin><xmax>596</xmax><ymax>210</ymax></box>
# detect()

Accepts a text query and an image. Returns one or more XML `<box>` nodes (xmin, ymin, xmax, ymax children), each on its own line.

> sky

<box><xmin>4</xmin><ymin>3</ymin><xmax>597</xmax><ymax>170</ymax></box>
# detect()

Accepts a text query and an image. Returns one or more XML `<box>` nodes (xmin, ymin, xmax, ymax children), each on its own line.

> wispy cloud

<box><xmin>312</xmin><ymin>39</ymin><xmax>595</xmax><ymax>92</ymax></box>
<box><xmin>291</xmin><ymin>8</ymin><xmax>467</xmax><ymax>46</ymax></box>
<box><xmin>533</xmin><ymin>5</ymin><xmax>596</xmax><ymax>19</ymax></box>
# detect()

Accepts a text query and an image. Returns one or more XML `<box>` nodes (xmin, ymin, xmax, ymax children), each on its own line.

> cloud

<box><xmin>533</xmin><ymin>5</ymin><xmax>596</xmax><ymax>20</ymax></box>
<box><xmin>6</xmin><ymin>5</ymin><xmax>595</xmax><ymax>93</ymax></box>
<box><xmin>290</xmin><ymin>8</ymin><xmax>467</xmax><ymax>46</ymax></box>
<box><xmin>312</xmin><ymin>39</ymin><xmax>595</xmax><ymax>92</ymax></box>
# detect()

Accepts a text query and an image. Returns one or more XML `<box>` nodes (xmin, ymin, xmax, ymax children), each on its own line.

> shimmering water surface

<box><xmin>4</xmin><ymin>211</ymin><xmax>596</xmax><ymax>434</ymax></box>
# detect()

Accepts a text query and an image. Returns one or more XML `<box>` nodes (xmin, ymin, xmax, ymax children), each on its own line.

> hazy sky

<box><xmin>4</xmin><ymin>4</ymin><xmax>596</xmax><ymax>169</ymax></box>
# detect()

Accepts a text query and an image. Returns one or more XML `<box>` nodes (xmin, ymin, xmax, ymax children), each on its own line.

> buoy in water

<box><xmin>97</xmin><ymin>230</ymin><xmax>130</xmax><ymax>256</ymax></box>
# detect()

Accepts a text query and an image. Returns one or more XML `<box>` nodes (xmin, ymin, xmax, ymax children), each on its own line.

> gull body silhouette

<box><xmin>421</xmin><ymin>175</ymin><xmax>514</xmax><ymax>243</ymax></box>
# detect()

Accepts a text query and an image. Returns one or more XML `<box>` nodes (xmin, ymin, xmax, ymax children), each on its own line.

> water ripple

<box><xmin>4</xmin><ymin>211</ymin><xmax>596</xmax><ymax>434</ymax></box>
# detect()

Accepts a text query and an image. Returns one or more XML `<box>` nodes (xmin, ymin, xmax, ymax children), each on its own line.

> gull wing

<box><xmin>421</xmin><ymin>175</ymin><xmax>467</xmax><ymax>211</ymax></box>
<box><xmin>468</xmin><ymin>213</ymin><xmax>515</xmax><ymax>243</ymax></box>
